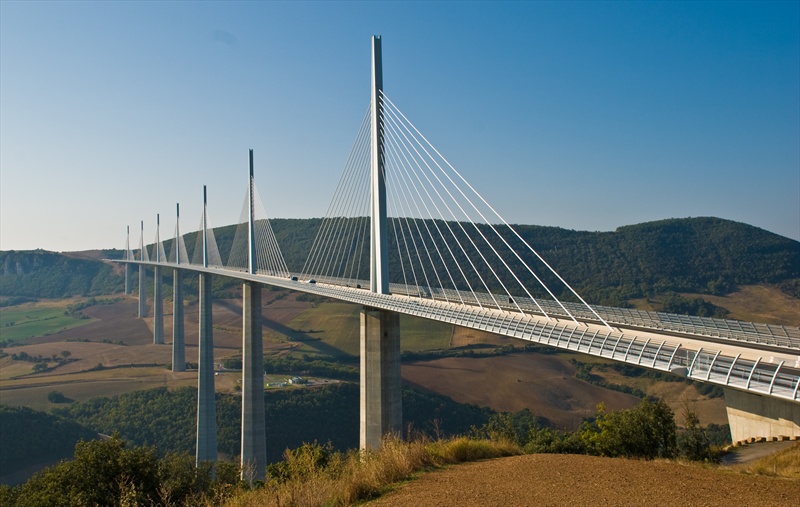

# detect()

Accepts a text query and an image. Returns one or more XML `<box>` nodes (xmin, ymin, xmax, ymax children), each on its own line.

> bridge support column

<box><xmin>724</xmin><ymin>388</ymin><xmax>800</xmax><ymax>443</ymax></box>
<box><xmin>172</xmin><ymin>269</ymin><xmax>185</xmax><ymax>372</ymax></box>
<box><xmin>360</xmin><ymin>307</ymin><xmax>402</xmax><ymax>451</ymax></box>
<box><xmin>153</xmin><ymin>266</ymin><xmax>164</xmax><ymax>344</ymax></box>
<box><xmin>138</xmin><ymin>266</ymin><xmax>147</xmax><ymax>318</ymax></box>
<box><xmin>196</xmin><ymin>272</ymin><xmax>217</xmax><ymax>466</ymax></box>
<box><xmin>125</xmin><ymin>264</ymin><xmax>132</xmax><ymax>295</ymax></box>
<box><xmin>241</xmin><ymin>282</ymin><xmax>266</xmax><ymax>483</ymax></box>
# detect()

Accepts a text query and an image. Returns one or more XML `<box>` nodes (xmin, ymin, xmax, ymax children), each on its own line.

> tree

<box><xmin>581</xmin><ymin>399</ymin><xmax>677</xmax><ymax>459</ymax></box>
<box><xmin>677</xmin><ymin>401</ymin><xmax>719</xmax><ymax>462</ymax></box>
<box><xmin>47</xmin><ymin>391</ymin><xmax>68</xmax><ymax>403</ymax></box>
<box><xmin>14</xmin><ymin>436</ymin><xmax>160</xmax><ymax>507</ymax></box>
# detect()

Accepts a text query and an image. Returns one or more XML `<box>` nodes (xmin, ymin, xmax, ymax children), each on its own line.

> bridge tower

<box><xmin>196</xmin><ymin>186</ymin><xmax>218</xmax><ymax>466</ymax></box>
<box><xmin>124</xmin><ymin>226</ymin><xmax>132</xmax><ymax>295</ymax></box>
<box><xmin>241</xmin><ymin>149</ymin><xmax>267</xmax><ymax>482</ymax></box>
<box><xmin>172</xmin><ymin>203</ymin><xmax>185</xmax><ymax>372</ymax></box>
<box><xmin>138</xmin><ymin>221</ymin><xmax>147</xmax><ymax>318</ymax></box>
<box><xmin>153</xmin><ymin>214</ymin><xmax>164</xmax><ymax>345</ymax></box>
<box><xmin>361</xmin><ymin>35</ymin><xmax>402</xmax><ymax>451</ymax></box>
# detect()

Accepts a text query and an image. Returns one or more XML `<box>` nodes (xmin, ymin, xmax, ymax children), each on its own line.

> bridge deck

<box><xmin>118</xmin><ymin>260</ymin><xmax>800</xmax><ymax>403</ymax></box>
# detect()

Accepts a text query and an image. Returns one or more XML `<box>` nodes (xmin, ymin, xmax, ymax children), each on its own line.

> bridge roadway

<box><xmin>120</xmin><ymin>259</ymin><xmax>800</xmax><ymax>403</ymax></box>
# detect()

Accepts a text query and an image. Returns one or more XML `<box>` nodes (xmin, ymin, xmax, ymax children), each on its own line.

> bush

<box><xmin>581</xmin><ymin>399</ymin><xmax>677</xmax><ymax>460</ymax></box>
<box><xmin>524</xmin><ymin>427</ymin><xmax>587</xmax><ymax>455</ymax></box>
<box><xmin>47</xmin><ymin>391</ymin><xmax>68</xmax><ymax>403</ymax></box>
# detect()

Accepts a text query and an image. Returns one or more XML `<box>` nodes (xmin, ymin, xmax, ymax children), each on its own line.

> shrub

<box><xmin>581</xmin><ymin>399</ymin><xmax>677</xmax><ymax>459</ymax></box>
<box><xmin>47</xmin><ymin>391</ymin><xmax>68</xmax><ymax>403</ymax></box>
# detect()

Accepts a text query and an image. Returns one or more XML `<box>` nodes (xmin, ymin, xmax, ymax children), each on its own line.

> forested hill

<box><xmin>506</xmin><ymin>217</ymin><xmax>800</xmax><ymax>303</ymax></box>
<box><xmin>1</xmin><ymin>217</ymin><xmax>797</xmax><ymax>303</ymax></box>
<box><xmin>0</xmin><ymin>250</ymin><xmax>122</xmax><ymax>298</ymax></box>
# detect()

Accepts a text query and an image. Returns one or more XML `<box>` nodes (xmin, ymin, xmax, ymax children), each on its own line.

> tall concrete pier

<box><xmin>196</xmin><ymin>272</ymin><xmax>217</xmax><ymax>464</ymax></box>
<box><xmin>172</xmin><ymin>204</ymin><xmax>185</xmax><ymax>372</ymax></box>
<box><xmin>138</xmin><ymin>221</ymin><xmax>147</xmax><ymax>318</ymax></box>
<box><xmin>360</xmin><ymin>36</ymin><xmax>402</xmax><ymax>451</ymax></box>
<box><xmin>124</xmin><ymin>226</ymin><xmax>132</xmax><ymax>295</ymax></box>
<box><xmin>241</xmin><ymin>282</ymin><xmax>266</xmax><ymax>481</ymax></box>
<box><xmin>153</xmin><ymin>215</ymin><xmax>164</xmax><ymax>345</ymax></box>
<box><xmin>196</xmin><ymin>186</ymin><xmax>217</xmax><ymax>465</ymax></box>
<box><xmin>172</xmin><ymin>269</ymin><xmax>184</xmax><ymax>371</ymax></box>
<box><xmin>360</xmin><ymin>307</ymin><xmax>402</xmax><ymax>450</ymax></box>
<box><xmin>153</xmin><ymin>266</ymin><xmax>163</xmax><ymax>344</ymax></box>
<box><xmin>240</xmin><ymin>150</ymin><xmax>267</xmax><ymax>482</ymax></box>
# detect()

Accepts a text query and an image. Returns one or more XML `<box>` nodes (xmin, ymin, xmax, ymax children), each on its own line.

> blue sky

<box><xmin>1</xmin><ymin>1</ymin><xmax>798</xmax><ymax>252</ymax></box>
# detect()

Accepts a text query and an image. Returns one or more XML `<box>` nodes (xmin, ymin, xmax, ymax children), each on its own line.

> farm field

<box><xmin>682</xmin><ymin>285</ymin><xmax>800</xmax><ymax>326</ymax></box>
<box><xmin>278</xmin><ymin>301</ymin><xmax>452</xmax><ymax>359</ymax></box>
<box><xmin>629</xmin><ymin>284</ymin><xmax>800</xmax><ymax>327</ymax></box>
<box><xmin>367</xmin><ymin>451</ymin><xmax>800</xmax><ymax>507</ymax></box>
<box><xmin>0</xmin><ymin>299</ymin><xmax>95</xmax><ymax>342</ymax></box>
<box><xmin>402</xmin><ymin>353</ymin><xmax>643</xmax><ymax>429</ymax></box>
<box><xmin>0</xmin><ymin>288</ymin><xmax>742</xmax><ymax>430</ymax></box>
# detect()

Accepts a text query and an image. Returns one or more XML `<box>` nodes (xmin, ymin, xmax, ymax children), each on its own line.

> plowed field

<box><xmin>368</xmin><ymin>453</ymin><xmax>800</xmax><ymax>507</ymax></box>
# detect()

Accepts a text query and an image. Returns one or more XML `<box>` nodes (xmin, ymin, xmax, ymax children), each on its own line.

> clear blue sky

<box><xmin>1</xmin><ymin>1</ymin><xmax>798</xmax><ymax>252</ymax></box>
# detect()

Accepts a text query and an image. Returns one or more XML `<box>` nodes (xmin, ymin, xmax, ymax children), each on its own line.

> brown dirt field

<box><xmin>598</xmin><ymin>368</ymin><xmax>728</xmax><ymax>425</ymax></box>
<box><xmin>450</xmin><ymin>326</ymin><xmax>517</xmax><ymax>348</ymax></box>
<box><xmin>0</xmin><ymin>293</ymin><xmax>312</xmax><ymax>409</ymax></box>
<box><xmin>28</xmin><ymin>300</ymin><xmax>153</xmax><ymax>346</ymax></box>
<box><xmin>28</xmin><ymin>296</ymin><xmax>310</xmax><ymax>352</ymax></box>
<box><xmin>402</xmin><ymin>353</ymin><xmax>640</xmax><ymax>429</ymax></box>
<box><xmin>682</xmin><ymin>285</ymin><xmax>800</xmax><ymax>327</ymax></box>
<box><xmin>0</xmin><ymin>367</ymin><xmax>197</xmax><ymax>410</ymax></box>
<box><xmin>367</xmin><ymin>454</ymin><xmax>800</xmax><ymax>507</ymax></box>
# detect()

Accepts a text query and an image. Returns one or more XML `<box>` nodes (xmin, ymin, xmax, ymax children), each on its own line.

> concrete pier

<box><xmin>138</xmin><ymin>267</ymin><xmax>147</xmax><ymax>318</ymax></box>
<box><xmin>241</xmin><ymin>282</ymin><xmax>266</xmax><ymax>482</ymax></box>
<box><xmin>360</xmin><ymin>307</ymin><xmax>402</xmax><ymax>450</ymax></box>
<box><xmin>153</xmin><ymin>266</ymin><xmax>164</xmax><ymax>344</ymax></box>
<box><xmin>196</xmin><ymin>272</ymin><xmax>217</xmax><ymax>465</ymax></box>
<box><xmin>724</xmin><ymin>388</ymin><xmax>800</xmax><ymax>443</ymax></box>
<box><xmin>172</xmin><ymin>269</ymin><xmax>185</xmax><ymax>372</ymax></box>
<box><xmin>124</xmin><ymin>264</ymin><xmax>132</xmax><ymax>295</ymax></box>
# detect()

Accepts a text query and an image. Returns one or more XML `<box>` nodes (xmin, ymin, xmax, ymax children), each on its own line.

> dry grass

<box><xmin>633</xmin><ymin>285</ymin><xmax>800</xmax><ymax>327</ymax></box>
<box><xmin>741</xmin><ymin>442</ymin><xmax>800</xmax><ymax>479</ymax></box>
<box><xmin>222</xmin><ymin>436</ymin><xmax>520</xmax><ymax>507</ymax></box>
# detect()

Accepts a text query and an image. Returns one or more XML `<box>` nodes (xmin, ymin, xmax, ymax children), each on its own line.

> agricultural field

<box><xmin>629</xmin><ymin>284</ymin><xmax>800</xmax><ymax>327</ymax></box>
<box><xmin>277</xmin><ymin>301</ymin><xmax>452</xmax><ymax>359</ymax></box>
<box><xmin>0</xmin><ymin>285</ymin><xmax>765</xmax><ymax>432</ymax></box>
<box><xmin>0</xmin><ymin>299</ymin><xmax>95</xmax><ymax>343</ymax></box>
<box><xmin>682</xmin><ymin>285</ymin><xmax>800</xmax><ymax>326</ymax></box>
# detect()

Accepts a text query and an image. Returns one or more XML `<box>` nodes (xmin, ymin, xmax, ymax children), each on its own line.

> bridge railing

<box><xmin>285</xmin><ymin>272</ymin><xmax>800</xmax><ymax>352</ymax></box>
<box><xmin>120</xmin><ymin>260</ymin><xmax>800</xmax><ymax>402</ymax></box>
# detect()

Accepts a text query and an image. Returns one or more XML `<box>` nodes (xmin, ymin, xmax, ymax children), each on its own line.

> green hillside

<box><xmin>2</xmin><ymin>217</ymin><xmax>797</xmax><ymax>306</ymax></box>
<box><xmin>53</xmin><ymin>384</ymin><xmax>492</xmax><ymax>461</ymax></box>
<box><xmin>0</xmin><ymin>404</ymin><xmax>97</xmax><ymax>479</ymax></box>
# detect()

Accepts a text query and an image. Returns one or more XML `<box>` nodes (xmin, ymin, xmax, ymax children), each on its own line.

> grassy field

<box><xmin>279</xmin><ymin>302</ymin><xmax>452</xmax><ymax>359</ymax></box>
<box><xmin>0</xmin><ymin>300</ymin><xmax>94</xmax><ymax>343</ymax></box>
<box><xmin>682</xmin><ymin>285</ymin><xmax>800</xmax><ymax>327</ymax></box>
<box><xmin>629</xmin><ymin>284</ymin><xmax>800</xmax><ymax>327</ymax></box>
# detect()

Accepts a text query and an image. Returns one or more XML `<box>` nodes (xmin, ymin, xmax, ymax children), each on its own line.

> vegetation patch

<box><xmin>0</xmin><ymin>304</ymin><xmax>93</xmax><ymax>345</ymax></box>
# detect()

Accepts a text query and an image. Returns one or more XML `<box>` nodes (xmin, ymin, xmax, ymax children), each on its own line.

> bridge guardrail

<box><xmin>118</xmin><ymin>260</ymin><xmax>800</xmax><ymax>402</ymax></box>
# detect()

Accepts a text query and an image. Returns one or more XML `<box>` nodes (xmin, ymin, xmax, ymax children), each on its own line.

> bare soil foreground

<box><xmin>367</xmin><ymin>454</ymin><xmax>800</xmax><ymax>507</ymax></box>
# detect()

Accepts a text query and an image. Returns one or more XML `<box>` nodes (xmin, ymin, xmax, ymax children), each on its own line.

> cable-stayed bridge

<box><xmin>116</xmin><ymin>36</ymin><xmax>799</xmax><ymax>482</ymax></box>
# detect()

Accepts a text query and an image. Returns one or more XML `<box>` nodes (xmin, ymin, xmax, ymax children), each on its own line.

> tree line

<box><xmin>3</xmin><ymin>217</ymin><xmax>797</xmax><ymax>309</ymax></box>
